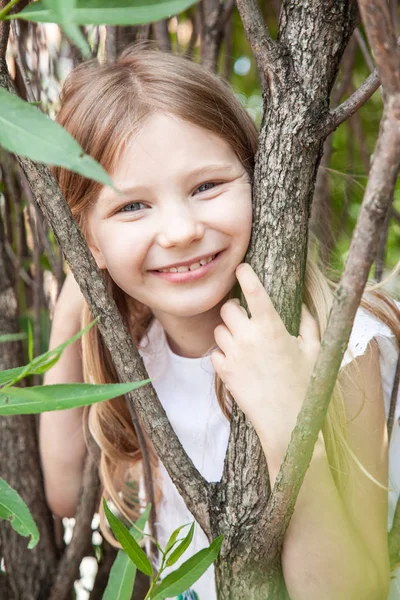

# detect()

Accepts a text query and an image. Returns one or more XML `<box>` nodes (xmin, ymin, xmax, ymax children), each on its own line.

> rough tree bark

<box><xmin>0</xmin><ymin>201</ymin><xmax>59</xmax><ymax>598</ymax></box>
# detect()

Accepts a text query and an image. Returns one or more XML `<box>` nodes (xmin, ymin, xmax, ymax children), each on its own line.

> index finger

<box><xmin>235</xmin><ymin>263</ymin><xmax>281</xmax><ymax>326</ymax></box>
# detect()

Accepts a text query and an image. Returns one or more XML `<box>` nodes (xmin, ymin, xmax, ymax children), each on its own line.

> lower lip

<box><xmin>150</xmin><ymin>252</ymin><xmax>223</xmax><ymax>283</ymax></box>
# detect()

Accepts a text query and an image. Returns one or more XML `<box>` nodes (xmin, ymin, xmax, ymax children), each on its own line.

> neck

<box><xmin>153</xmin><ymin>300</ymin><xmax>227</xmax><ymax>358</ymax></box>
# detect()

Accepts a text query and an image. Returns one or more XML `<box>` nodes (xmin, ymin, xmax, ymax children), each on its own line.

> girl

<box><xmin>39</xmin><ymin>44</ymin><xmax>400</xmax><ymax>600</ymax></box>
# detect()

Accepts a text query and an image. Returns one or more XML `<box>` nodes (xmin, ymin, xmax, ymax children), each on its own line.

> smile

<box><xmin>158</xmin><ymin>254</ymin><xmax>216</xmax><ymax>273</ymax></box>
<box><xmin>150</xmin><ymin>252</ymin><xmax>222</xmax><ymax>283</ymax></box>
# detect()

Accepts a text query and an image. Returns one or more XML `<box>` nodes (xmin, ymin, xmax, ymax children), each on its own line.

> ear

<box><xmin>88</xmin><ymin>241</ymin><xmax>107</xmax><ymax>270</ymax></box>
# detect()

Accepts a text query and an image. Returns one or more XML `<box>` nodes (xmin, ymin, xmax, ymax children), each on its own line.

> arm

<box><xmin>39</xmin><ymin>271</ymin><xmax>87</xmax><ymax>518</ymax></box>
<box><xmin>258</xmin><ymin>339</ymin><xmax>389</xmax><ymax>600</ymax></box>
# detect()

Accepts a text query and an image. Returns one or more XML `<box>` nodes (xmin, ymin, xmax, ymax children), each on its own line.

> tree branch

<box><xmin>266</xmin><ymin>0</ymin><xmax>400</xmax><ymax>548</ymax></box>
<box><xmin>220</xmin><ymin>0</ymin><xmax>236</xmax><ymax>31</ymax></box>
<box><xmin>354</xmin><ymin>27</ymin><xmax>375</xmax><ymax>72</ymax></box>
<box><xmin>267</xmin><ymin>104</ymin><xmax>400</xmax><ymax>551</ymax></box>
<box><xmin>323</xmin><ymin>68</ymin><xmax>381</xmax><ymax>137</ymax></box>
<box><xmin>323</xmin><ymin>31</ymin><xmax>400</xmax><ymax>137</ymax></box>
<box><xmin>152</xmin><ymin>20</ymin><xmax>172</xmax><ymax>53</ymax></box>
<box><xmin>279</xmin><ymin>0</ymin><xmax>359</xmax><ymax>101</ymax></box>
<box><xmin>235</xmin><ymin>0</ymin><xmax>278</xmax><ymax>84</ymax></box>
<box><xmin>0</xmin><ymin>0</ymin><xmax>9</xmax><ymax>58</ymax></box>
<box><xmin>358</xmin><ymin>0</ymin><xmax>400</xmax><ymax>95</ymax></box>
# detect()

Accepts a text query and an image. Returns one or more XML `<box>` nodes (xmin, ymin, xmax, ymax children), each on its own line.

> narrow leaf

<box><xmin>0</xmin><ymin>333</ymin><xmax>26</xmax><ymax>343</ymax></box>
<box><xmin>0</xmin><ymin>380</ymin><xmax>150</xmax><ymax>415</ymax></box>
<box><xmin>102</xmin><ymin>504</ymin><xmax>151</xmax><ymax>600</ymax></box>
<box><xmin>13</xmin><ymin>0</ymin><xmax>198</xmax><ymax>26</ymax></box>
<box><xmin>165</xmin><ymin>522</ymin><xmax>191</xmax><ymax>554</ymax></box>
<box><xmin>0</xmin><ymin>318</ymin><xmax>98</xmax><ymax>385</ymax></box>
<box><xmin>151</xmin><ymin>536</ymin><xmax>223</xmax><ymax>600</ymax></box>
<box><xmin>103</xmin><ymin>499</ymin><xmax>153</xmax><ymax>577</ymax></box>
<box><xmin>58</xmin><ymin>21</ymin><xmax>91</xmax><ymax>57</ymax></box>
<box><xmin>102</xmin><ymin>554</ymin><xmax>136</xmax><ymax>600</ymax></box>
<box><xmin>131</xmin><ymin>504</ymin><xmax>152</xmax><ymax>541</ymax></box>
<box><xmin>42</xmin><ymin>0</ymin><xmax>91</xmax><ymax>57</ymax></box>
<box><xmin>0</xmin><ymin>88</ymin><xmax>114</xmax><ymax>188</ymax></box>
<box><xmin>0</xmin><ymin>478</ymin><xmax>39</xmax><ymax>549</ymax></box>
<box><xmin>27</xmin><ymin>320</ymin><xmax>33</xmax><ymax>363</ymax></box>
<box><xmin>166</xmin><ymin>522</ymin><xmax>194</xmax><ymax>567</ymax></box>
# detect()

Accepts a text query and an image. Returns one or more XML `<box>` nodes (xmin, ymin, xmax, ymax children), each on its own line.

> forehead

<box><xmin>109</xmin><ymin>112</ymin><xmax>241</xmax><ymax>184</ymax></box>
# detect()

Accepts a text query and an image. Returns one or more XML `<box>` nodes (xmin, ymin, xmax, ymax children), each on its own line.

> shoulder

<box><xmin>341</xmin><ymin>302</ymin><xmax>399</xmax><ymax>372</ymax></box>
<box><xmin>137</xmin><ymin>317</ymin><xmax>170</xmax><ymax>381</ymax></box>
<box><xmin>340</xmin><ymin>335</ymin><xmax>386</xmax><ymax>434</ymax></box>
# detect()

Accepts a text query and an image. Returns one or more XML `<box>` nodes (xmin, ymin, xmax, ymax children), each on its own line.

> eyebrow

<box><xmin>101</xmin><ymin>163</ymin><xmax>235</xmax><ymax>204</ymax></box>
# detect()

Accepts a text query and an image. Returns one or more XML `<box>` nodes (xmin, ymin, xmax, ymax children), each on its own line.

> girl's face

<box><xmin>87</xmin><ymin>112</ymin><xmax>252</xmax><ymax>320</ymax></box>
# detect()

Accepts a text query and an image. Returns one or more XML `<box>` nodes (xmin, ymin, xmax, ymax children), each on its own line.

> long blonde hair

<box><xmin>52</xmin><ymin>43</ymin><xmax>400</xmax><ymax>546</ymax></box>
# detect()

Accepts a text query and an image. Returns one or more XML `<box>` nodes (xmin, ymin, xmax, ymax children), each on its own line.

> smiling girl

<box><xmin>39</xmin><ymin>45</ymin><xmax>400</xmax><ymax>599</ymax></box>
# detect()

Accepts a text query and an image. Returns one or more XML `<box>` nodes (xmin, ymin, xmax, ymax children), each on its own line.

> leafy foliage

<box><xmin>11</xmin><ymin>0</ymin><xmax>199</xmax><ymax>26</ymax></box>
<box><xmin>0</xmin><ymin>88</ymin><xmax>114</xmax><ymax>187</ymax></box>
<box><xmin>104</xmin><ymin>498</ymin><xmax>223</xmax><ymax>600</ymax></box>
<box><xmin>0</xmin><ymin>478</ymin><xmax>39</xmax><ymax>550</ymax></box>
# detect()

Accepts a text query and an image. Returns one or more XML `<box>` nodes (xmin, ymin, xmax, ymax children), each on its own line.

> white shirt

<box><xmin>138</xmin><ymin>303</ymin><xmax>400</xmax><ymax>599</ymax></box>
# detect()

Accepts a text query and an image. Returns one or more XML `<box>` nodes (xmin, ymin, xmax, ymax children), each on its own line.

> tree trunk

<box><xmin>207</xmin><ymin>3</ymin><xmax>359</xmax><ymax>597</ymax></box>
<box><xmin>0</xmin><ymin>207</ymin><xmax>59</xmax><ymax>599</ymax></box>
<box><xmin>214</xmin><ymin>549</ymin><xmax>288</xmax><ymax>599</ymax></box>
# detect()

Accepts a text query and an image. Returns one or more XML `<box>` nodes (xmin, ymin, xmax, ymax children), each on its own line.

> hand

<box><xmin>210</xmin><ymin>263</ymin><xmax>321</xmax><ymax>434</ymax></box>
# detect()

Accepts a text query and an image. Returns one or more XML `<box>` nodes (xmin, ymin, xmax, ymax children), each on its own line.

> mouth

<box><xmin>149</xmin><ymin>251</ymin><xmax>223</xmax><ymax>283</ymax></box>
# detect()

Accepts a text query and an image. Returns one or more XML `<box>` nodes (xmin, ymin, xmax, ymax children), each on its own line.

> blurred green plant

<box><xmin>103</xmin><ymin>499</ymin><xmax>222</xmax><ymax>600</ymax></box>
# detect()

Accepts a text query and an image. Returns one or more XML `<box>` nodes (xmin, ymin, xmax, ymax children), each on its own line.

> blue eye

<box><xmin>196</xmin><ymin>181</ymin><xmax>219</xmax><ymax>193</ymax></box>
<box><xmin>119</xmin><ymin>202</ymin><xmax>146</xmax><ymax>213</ymax></box>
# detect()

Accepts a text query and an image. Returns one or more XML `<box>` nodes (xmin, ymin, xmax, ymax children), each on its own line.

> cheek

<box><xmin>226</xmin><ymin>190</ymin><xmax>253</xmax><ymax>241</ymax></box>
<box><xmin>96</xmin><ymin>228</ymin><xmax>146</xmax><ymax>274</ymax></box>
<box><xmin>105</xmin><ymin>223</ymin><xmax>144</xmax><ymax>252</ymax></box>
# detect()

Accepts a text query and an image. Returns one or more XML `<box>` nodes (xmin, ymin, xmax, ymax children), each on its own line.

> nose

<box><xmin>156</xmin><ymin>201</ymin><xmax>205</xmax><ymax>248</ymax></box>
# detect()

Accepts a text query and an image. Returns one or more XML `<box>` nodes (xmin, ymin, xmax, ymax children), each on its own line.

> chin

<box><xmin>163</xmin><ymin>296</ymin><xmax>226</xmax><ymax>318</ymax></box>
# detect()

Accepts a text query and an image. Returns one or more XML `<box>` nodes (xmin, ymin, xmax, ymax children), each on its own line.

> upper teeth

<box><xmin>159</xmin><ymin>254</ymin><xmax>216</xmax><ymax>273</ymax></box>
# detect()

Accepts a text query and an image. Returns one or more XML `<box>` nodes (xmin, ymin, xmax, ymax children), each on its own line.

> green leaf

<box><xmin>0</xmin><ymin>88</ymin><xmax>114</xmax><ymax>188</ymax></box>
<box><xmin>130</xmin><ymin>504</ymin><xmax>152</xmax><ymax>542</ymax></box>
<box><xmin>27</xmin><ymin>320</ymin><xmax>33</xmax><ymax>363</ymax></box>
<box><xmin>61</xmin><ymin>21</ymin><xmax>91</xmax><ymax>57</ymax></box>
<box><xmin>0</xmin><ymin>333</ymin><xmax>26</xmax><ymax>343</ymax></box>
<box><xmin>151</xmin><ymin>536</ymin><xmax>223</xmax><ymax>600</ymax></box>
<box><xmin>103</xmin><ymin>550</ymin><xmax>137</xmax><ymax>600</ymax></box>
<box><xmin>165</xmin><ymin>522</ymin><xmax>191</xmax><ymax>555</ymax></box>
<box><xmin>0</xmin><ymin>318</ymin><xmax>98</xmax><ymax>386</ymax></box>
<box><xmin>102</xmin><ymin>505</ymin><xmax>151</xmax><ymax>600</ymax></box>
<box><xmin>166</xmin><ymin>522</ymin><xmax>194</xmax><ymax>567</ymax></box>
<box><xmin>12</xmin><ymin>0</ymin><xmax>198</xmax><ymax>26</ymax></box>
<box><xmin>0</xmin><ymin>366</ymin><xmax>25</xmax><ymax>386</ymax></box>
<box><xmin>0</xmin><ymin>380</ymin><xmax>150</xmax><ymax>415</ymax></box>
<box><xmin>103</xmin><ymin>499</ymin><xmax>153</xmax><ymax>577</ymax></box>
<box><xmin>0</xmin><ymin>478</ymin><xmax>39</xmax><ymax>549</ymax></box>
<box><xmin>42</xmin><ymin>0</ymin><xmax>91</xmax><ymax>57</ymax></box>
